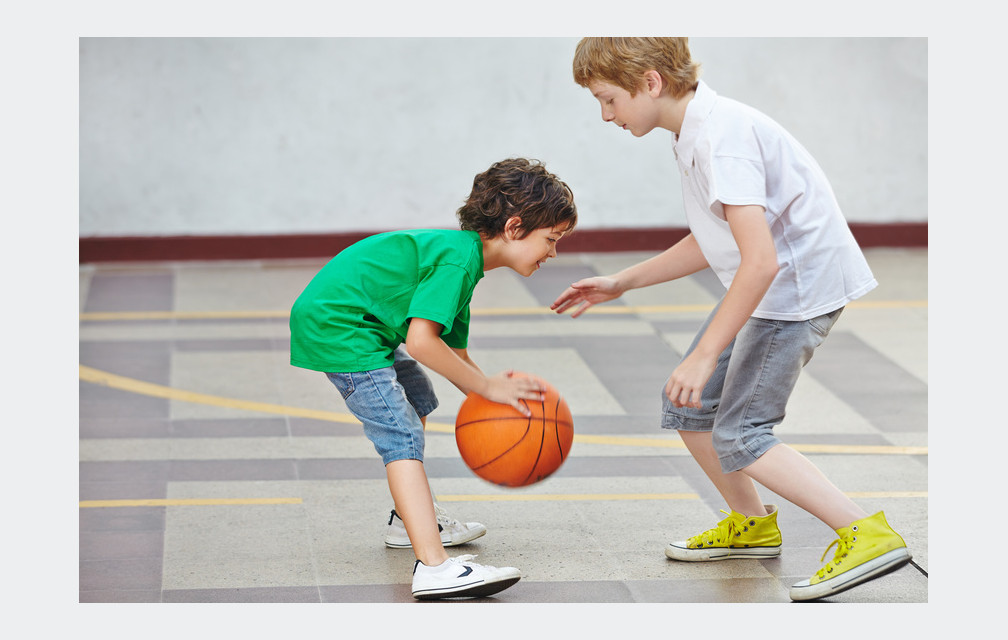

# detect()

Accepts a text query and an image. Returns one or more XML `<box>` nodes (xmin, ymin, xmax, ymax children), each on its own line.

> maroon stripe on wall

<box><xmin>79</xmin><ymin>222</ymin><xmax>926</xmax><ymax>264</ymax></box>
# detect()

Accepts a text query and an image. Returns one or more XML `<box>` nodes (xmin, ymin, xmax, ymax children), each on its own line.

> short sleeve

<box><xmin>406</xmin><ymin>265</ymin><xmax>475</xmax><ymax>347</ymax></box>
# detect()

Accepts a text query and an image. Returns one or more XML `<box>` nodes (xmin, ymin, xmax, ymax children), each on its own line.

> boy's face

<box><xmin>588</xmin><ymin>79</ymin><xmax>661</xmax><ymax>137</ymax></box>
<box><xmin>506</xmin><ymin>223</ymin><xmax>569</xmax><ymax>277</ymax></box>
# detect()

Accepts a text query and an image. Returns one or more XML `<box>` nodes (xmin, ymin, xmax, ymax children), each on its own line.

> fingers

<box><xmin>551</xmin><ymin>287</ymin><xmax>593</xmax><ymax>316</ymax></box>
<box><xmin>511</xmin><ymin>400</ymin><xmax>532</xmax><ymax>417</ymax></box>
<box><xmin>513</xmin><ymin>376</ymin><xmax>545</xmax><ymax>401</ymax></box>
<box><xmin>550</xmin><ymin>287</ymin><xmax>581</xmax><ymax>313</ymax></box>
<box><xmin>665</xmin><ymin>377</ymin><xmax>701</xmax><ymax>409</ymax></box>
<box><xmin>496</xmin><ymin>372</ymin><xmax>544</xmax><ymax>416</ymax></box>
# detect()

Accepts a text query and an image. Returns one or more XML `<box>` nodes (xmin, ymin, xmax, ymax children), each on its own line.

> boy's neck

<box><xmin>661</xmin><ymin>88</ymin><xmax>696</xmax><ymax>136</ymax></box>
<box><xmin>480</xmin><ymin>234</ymin><xmax>504</xmax><ymax>271</ymax></box>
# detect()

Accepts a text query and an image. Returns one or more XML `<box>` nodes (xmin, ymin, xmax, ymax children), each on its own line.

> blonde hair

<box><xmin>573</xmin><ymin>37</ymin><xmax>701</xmax><ymax>98</ymax></box>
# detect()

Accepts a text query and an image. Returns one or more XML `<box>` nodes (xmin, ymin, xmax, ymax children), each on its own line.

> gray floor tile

<box><xmin>78</xmin><ymin>249</ymin><xmax>928</xmax><ymax>604</ymax></box>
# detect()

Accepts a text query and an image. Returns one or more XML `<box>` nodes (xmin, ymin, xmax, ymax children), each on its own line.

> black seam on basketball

<box><xmin>468</xmin><ymin>409</ymin><xmax>533</xmax><ymax>472</ymax></box>
<box><xmin>553</xmin><ymin>396</ymin><xmax>568</xmax><ymax>461</ymax></box>
<box><xmin>456</xmin><ymin>392</ymin><xmax>573</xmax><ymax>485</ymax></box>
<box><xmin>521</xmin><ymin>398</ymin><xmax>547</xmax><ymax>485</ymax></box>
<box><xmin>456</xmin><ymin>417</ymin><xmax>574</xmax><ymax>429</ymax></box>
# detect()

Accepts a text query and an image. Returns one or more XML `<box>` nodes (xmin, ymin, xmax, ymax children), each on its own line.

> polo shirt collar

<box><xmin>673</xmin><ymin>80</ymin><xmax>717</xmax><ymax>166</ymax></box>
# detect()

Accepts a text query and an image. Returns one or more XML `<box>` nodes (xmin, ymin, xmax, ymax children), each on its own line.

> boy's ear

<box><xmin>644</xmin><ymin>70</ymin><xmax>664</xmax><ymax>97</ymax></box>
<box><xmin>505</xmin><ymin>216</ymin><xmax>522</xmax><ymax>239</ymax></box>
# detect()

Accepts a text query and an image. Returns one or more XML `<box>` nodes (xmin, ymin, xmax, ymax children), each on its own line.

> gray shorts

<box><xmin>661</xmin><ymin>304</ymin><xmax>843</xmax><ymax>473</ymax></box>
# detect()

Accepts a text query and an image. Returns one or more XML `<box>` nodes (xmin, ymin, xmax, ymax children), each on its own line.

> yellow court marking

<box><xmin>79</xmin><ymin>497</ymin><xmax>302</xmax><ymax>508</ymax></box>
<box><xmin>436</xmin><ymin>493</ymin><xmax>701</xmax><ymax>502</ymax></box>
<box><xmin>78</xmin><ymin>364</ymin><xmax>928</xmax><ymax>456</ymax></box>
<box><xmin>78</xmin><ymin>310</ymin><xmax>290</xmax><ymax>321</ymax></box>
<box><xmin>79</xmin><ymin>365</ymin><xmax>359</xmax><ymax>425</ymax></box>
<box><xmin>844</xmin><ymin>491</ymin><xmax>928</xmax><ymax>499</ymax></box>
<box><xmin>76</xmin><ymin>491</ymin><xmax>927</xmax><ymax>509</ymax></box>
<box><xmin>434</xmin><ymin>491</ymin><xmax>927</xmax><ymax>503</ymax></box>
<box><xmin>78</xmin><ymin>299</ymin><xmax>927</xmax><ymax>322</ymax></box>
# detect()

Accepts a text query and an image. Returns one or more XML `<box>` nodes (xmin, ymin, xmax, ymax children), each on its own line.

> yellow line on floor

<box><xmin>438</xmin><ymin>491</ymin><xmax>928</xmax><ymax>502</ymax></box>
<box><xmin>79</xmin><ymin>497</ymin><xmax>303</xmax><ymax>508</ymax></box>
<box><xmin>79</xmin><ymin>310</ymin><xmax>290</xmax><ymax>321</ymax></box>
<box><xmin>436</xmin><ymin>493</ymin><xmax>701</xmax><ymax>502</ymax></box>
<box><xmin>435</xmin><ymin>491</ymin><xmax>928</xmax><ymax>502</ymax></box>
<box><xmin>78</xmin><ymin>364</ymin><xmax>927</xmax><ymax>456</ymax></box>
<box><xmin>77</xmin><ymin>491</ymin><xmax>927</xmax><ymax>509</ymax></box>
<box><xmin>79</xmin><ymin>364</ymin><xmax>360</xmax><ymax>425</ymax></box>
<box><xmin>78</xmin><ymin>299</ymin><xmax>927</xmax><ymax>322</ymax></box>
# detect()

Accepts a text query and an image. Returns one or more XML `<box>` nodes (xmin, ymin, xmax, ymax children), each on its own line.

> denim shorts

<box><xmin>325</xmin><ymin>346</ymin><xmax>439</xmax><ymax>465</ymax></box>
<box><xmin>661</xmin><ymin>304</ymin><xmax>844</xmax><ymax>473</ymax></box>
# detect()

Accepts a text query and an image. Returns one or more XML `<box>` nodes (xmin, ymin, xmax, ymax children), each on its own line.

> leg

<box><xmin>384</xmin><ymin>348</ymin><xmax>487</xmax><ymax>548</ymax></box>
<box><xmin>325</xmin><ymin>365</ymin><xmax>444</xmax><ymax>556</ymax></box>
<box><xmin>711</xmin><ymin>310</ymin><xmax>850</xmax><ymax>521</ymax></box>
<box><xmin>679</xmin><ymin>430</ymin><xmax>767</xmax><ymax>517</ymax></box>
<box><xmin>662</xmin><ymin>304</ymin><xmax>767</xmax><ymax>518</ymax></box>
<box><xmin>742</xmin><ymin>443</ymin><xmax>866</xmax><ymax>530</ymax></box>
<box><xmin>386</xmin><ymin>459</ymin><xmax>448</xmax><ymax>566</ymax></box>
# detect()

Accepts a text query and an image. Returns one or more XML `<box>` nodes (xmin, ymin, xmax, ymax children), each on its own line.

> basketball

<box><xmin>454</xmin><ymin>373</ymin><xmax>574</xmax><ymax>487</ymax></box>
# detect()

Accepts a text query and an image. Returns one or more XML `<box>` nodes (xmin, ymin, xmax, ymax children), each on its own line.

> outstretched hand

<box><xmin>550</xmin><ymin>276</ymin><xmax>624</xmax><ymax>318</ymax></box>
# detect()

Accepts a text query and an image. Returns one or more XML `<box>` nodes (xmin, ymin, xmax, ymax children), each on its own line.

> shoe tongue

<box><xmin>832</xmin><ymin>523</ymin><xmax>859</xmax><ymax>543</ymax></box>
<box><xmin>731</xmin><ymin>511</ymin><xmax>753</xmax><ymax>524</ymax></box>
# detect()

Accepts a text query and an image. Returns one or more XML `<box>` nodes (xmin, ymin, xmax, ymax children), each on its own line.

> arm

<box><xmin>551</xmin><ymin>233</ymin><xmax>710</xmax><ymax>318</ymax></box>
<box><xmin>404</xmin><ymin>317</ymin><xmax>542</xmax><ymax>415</ymax></box>
<box><xmin>665</xmin><ymin>204</ymin><xmax>779</xmax><ymax>408</ymax></box>
<box><xmin>451</xmin><ymin>346</ymin><xmax>484</xmax><ymax>377</ymax></box>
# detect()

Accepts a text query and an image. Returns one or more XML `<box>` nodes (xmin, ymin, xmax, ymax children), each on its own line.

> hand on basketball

<box><xmin>550</xmin><ymin>276</ymin><xmax>624</xmax><ymax>318</ymax></box>
<box><xmin>483</xmin><ymin>371</ymin><xmax>544</xmax><ymax>417</ymax></box>
<box><xmin>664</xmin><ymin>353</ymin><xmax>717</xmax><ymax>409</ymax></box>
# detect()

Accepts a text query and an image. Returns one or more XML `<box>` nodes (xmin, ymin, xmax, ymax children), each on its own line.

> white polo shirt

<box><xmin>673</xmin><ymin>81</ymin><xmax>877</xmax><ymax>321</ymax></box>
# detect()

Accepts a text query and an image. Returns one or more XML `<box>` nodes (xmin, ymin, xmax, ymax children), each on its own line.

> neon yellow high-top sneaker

<box><xmin>790</xmin><ymin>510</ymin><xmax>911</xmax><ymax>601</ymax></box>
<box><xmin>665</xmin><ymin>504</ymin><xmax>782</xmax><ymax>561</ymax></box>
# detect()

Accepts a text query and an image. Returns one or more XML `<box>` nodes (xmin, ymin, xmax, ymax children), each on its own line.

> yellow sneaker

<box><xmin>790</xmin><ymin>511</ymin><xmax>912</xmax><ymax>601</ymax></box>
<box><xmin>665</xmin><ymin>504</ymin><xmax>782</xmax><ymax>561</ymax></box>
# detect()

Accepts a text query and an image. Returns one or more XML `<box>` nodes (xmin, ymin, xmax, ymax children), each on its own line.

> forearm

<box><xmin>406</xmin><ymin>333</ymin><xmax>487</xmax><ymax>396</ymax></box>
<box><xmin>692</xmin><ymin>204</ymin><xmax>779</xmax><ymax>357</ymax></box>
<box><xmin>614</xmin><ymin>233</ymin><xmax>709</xmax><ymax>291</ymax></box>
<box><xmin>691</xmin><ymin>259</ymin><xmax>778</xmax><ymax>358</ymax></box>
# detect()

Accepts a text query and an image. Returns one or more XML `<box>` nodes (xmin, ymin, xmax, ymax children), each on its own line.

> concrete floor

<box><xmin>79</xmin><ymin>248</ymin><xmax>928</xmax><ymax>622</ymax></box>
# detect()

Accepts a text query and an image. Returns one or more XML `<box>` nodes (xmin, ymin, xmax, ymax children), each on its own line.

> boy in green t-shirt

<box><xmin>290</xmin><ymin>158</ymin><xmax>577</xmax><ymax>599</ymax></box>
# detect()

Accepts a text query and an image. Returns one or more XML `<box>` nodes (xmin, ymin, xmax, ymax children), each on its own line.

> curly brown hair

<box><xmin>457</xmin><ymin>158</ymin><xmax>577</xmax><ymax>239</ymax></box>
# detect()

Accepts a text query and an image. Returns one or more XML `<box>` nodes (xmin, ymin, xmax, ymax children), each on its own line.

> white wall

<box><xmin>79</xmin><ymin>37</ymin><xmax>927</xmax><ymax>237</ymax></box>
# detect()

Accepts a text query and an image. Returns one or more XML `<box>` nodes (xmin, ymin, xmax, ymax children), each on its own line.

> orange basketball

<box><xmin>454</xmin><ymin>373</ymin><xmax>574</xmax><ymax>487</ymax></box>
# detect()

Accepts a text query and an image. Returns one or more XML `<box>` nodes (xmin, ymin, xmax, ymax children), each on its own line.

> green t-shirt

<box><xmin>289</xmin><ymin>229</ymin><xmax>484</xmax><ymax>372</ymax></box>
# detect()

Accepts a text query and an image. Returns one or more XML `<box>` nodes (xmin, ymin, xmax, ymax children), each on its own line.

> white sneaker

<box><xmin>384</xmin><ymin>505</ymin><xmax>488</xmax><ymax>549</ymax></box>
<box><xmin>411</xmin><ymin>555</ymin><xmax>521</xmax><ymax>600</ymax></box>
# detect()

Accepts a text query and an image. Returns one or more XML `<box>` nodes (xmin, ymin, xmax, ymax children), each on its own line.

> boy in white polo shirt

<box><xmin>551</xmin><ymin>37</ymin><xmax>912</xmax><ymax>601</ymax></box>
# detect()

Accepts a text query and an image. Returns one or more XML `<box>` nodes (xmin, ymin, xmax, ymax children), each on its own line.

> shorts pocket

<box><xmin>325</xmin><ymin>371</ymin><xmax>356</xmax><ymax>400</ymax></box>
<box><xmin>807</xmin><ymin>307</ymin><xmax>843</xmax><ymax>337</ymax></box>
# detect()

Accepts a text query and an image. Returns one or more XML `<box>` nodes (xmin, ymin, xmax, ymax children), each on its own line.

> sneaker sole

<box><xmin>385</xmin><ymin>528</ymin><xmax>487</xmax><ymax>549</ymax></box>
<box><xmin>413</xmin><ymin>575</ymin><xmax>521</xmax><ymax>600</ymax></box>
<box><xmin>665</xmin><ymin>544</ymin><xmax>781</xmax><ymax>561</ymax></box>
<box><xmin>789</xmin><ymin>547</ymin><xmax>912</xmax><ymax>601</ymax></box>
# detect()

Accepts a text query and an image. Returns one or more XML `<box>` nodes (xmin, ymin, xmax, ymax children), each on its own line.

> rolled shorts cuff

<box><xmin>380</xmin><ymin>447</ymin><xmax>424</xmax><ymax>466</ymax></box>
<box><xmin>411</xmin><ymin>397</ymin><xmax>439</xmax><ymax>419</ymax></box>
<box><xmin>717</xmin><ymin>434</ymin><xmax>782</xmax><ymax>474</ymax></box>
<box><xmin>660</xmin><ymin>409</ymin><xmax>715</xmax><ymax>432</ymax></box>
